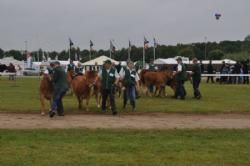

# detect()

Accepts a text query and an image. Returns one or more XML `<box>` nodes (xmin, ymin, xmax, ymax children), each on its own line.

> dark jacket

<box><xmin>192</xmin><ymin>64</ymin><xmax>201</xmax><ymax>80</ymax></box>
<box><xmin>175</xmin><ymin>63</ymin><xmax>187</xmax><ymax>81</ymax></box>
<box><xmin>52</xmin><ymin>66</ymin><xmax>69</xmax><ymax>91</ymax></box>
<box><xmin>101</xmin><ymin>68</ymin><xmax>116</xmax><ymax>90</ymax></box>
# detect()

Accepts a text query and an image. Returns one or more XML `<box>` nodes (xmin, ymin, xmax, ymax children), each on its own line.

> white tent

<box><xmin>82</xmin><ymin>55</ymin><xmax>119</xmax><ymax>66</ymax></box>
<box><xmin>154</xmin><ymin>57</ymin><xmax>190</xmax><ymax>65</ymax></box>
<box><xmin>154</xmin><ymin>58</ymin><xmax>177</xmax><ymax>65</ymax></box>
<box><xmin>0</xmin><ymin>57</ymin><xmax>24</xmax><ymax>66</ymax></box>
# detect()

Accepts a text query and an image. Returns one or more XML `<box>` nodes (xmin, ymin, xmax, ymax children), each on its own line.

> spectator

<box><xmin>206</xmin><ymin>60</ymin><xmax>214</xmax><ymax>83</ymax></box>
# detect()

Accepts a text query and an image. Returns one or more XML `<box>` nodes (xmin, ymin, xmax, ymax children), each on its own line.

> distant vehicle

<box><xmin>22</xmin><ymin>68</ymin><xmax>40</xmax><ymax>76</ymax></box>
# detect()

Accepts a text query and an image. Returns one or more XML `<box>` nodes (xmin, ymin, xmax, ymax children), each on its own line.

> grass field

<box><xmin>0</xmin><ymin>76</ymin><xmax>250</xmax><ymax>113</ymax></box>
<box><xmin>0</xmin><ymin>129</ymin><xmax>250</xmax><ymax>166</ymax></box>
<box><xmin>1</xmin><ymin>77</ymin><xmax>250</xmax><ymax>165</ymax></box>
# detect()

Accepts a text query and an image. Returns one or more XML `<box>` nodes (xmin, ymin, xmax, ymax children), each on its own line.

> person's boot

<box><xmin>131</xmin><ymin>101</ymin><xmax>136</xmax><ymax>112</ymax></box>
<box><xmin>123</xmin><ymin>101</ymin><xmax>127</xmax><ymax>109</ymax></box>
<box><xmin>136</xmin><ymin>90</ymin><xmax>140</xmax><ymax>99</ymax></box>
<box><xmin>49</xmin><ymin>110</ymin><xmax>56</xmax><ymax>118</ymax></box>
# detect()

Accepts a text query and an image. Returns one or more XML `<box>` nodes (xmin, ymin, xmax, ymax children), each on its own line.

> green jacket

<box><xmin>175</xmin><ymin>63</ymin><xmax>187</xmax><ymax>81</ymax></box>
<box><xmin>192</xmin><ymin>63</ymin><xmax>201</xmax><ymax>80</ymax></box>
<box><xmin>52</xmin><ymin>66</ymin><xmax>69</xmax><ymax>91</ymax></box>
<box><xmin>124</xmin><ymin>68</ymin><xmax>136</xmax><ymax>87</ymax></box>
<box><xmin>102</xmin><ymin>68</ymin><xmax>116</xmax><ymax>90</ymax></box>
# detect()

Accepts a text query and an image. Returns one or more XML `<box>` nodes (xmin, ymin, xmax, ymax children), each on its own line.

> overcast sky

<box><xmin>0</xmin><ymin>0</ymin><xmax>250</xmax><ymax>51</ymax></box>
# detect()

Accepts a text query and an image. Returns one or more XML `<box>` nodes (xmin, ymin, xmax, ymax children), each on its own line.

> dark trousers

<box><xmin>176</xmin><ymin>80</ymin><xmax>186</xmax><ymax>98</ymax></box>
<box><xmin>123</xmin><ymin>86</ymin><xmax>136</xmax><ymax>108</ymax></box>
<box><xmin>52</xmin><ymin>89</ymin><xmax>67</xmax><ymax>114</ymax></box>
<box><xmin>192</xmin><ymin>78</ymin><xmax>201</xmax><ymax>98</ymax></box>
<box><xmin>243</xmin><ymin>76</ymin><xmax>249</xmax><ymax>84</ymax></box>
<box><xmin>206</xmin><ymin>76</ymin><xmax>214</xmax><ymax>83</ymax></box>
<box><xmin>101</xmin><ymin>88</ymin><xmax>116</xmax><ymax>113</ymax></box>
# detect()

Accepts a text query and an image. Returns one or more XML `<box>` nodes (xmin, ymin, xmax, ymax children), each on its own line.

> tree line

<box><xmin>1</xmin><ymin>36</ymin><xmax>250</xmax><ymax>63</ymax></box>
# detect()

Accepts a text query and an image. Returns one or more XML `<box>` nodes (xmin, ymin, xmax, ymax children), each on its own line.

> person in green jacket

<box><xmin>119</xmin><ymin>60</ymin><xmax>140</xmax><ymax>111</ymax></box>
<box><xmin>49</xmin><ymin>61</ymin><xmax>69</xmax><ymax>118</ymax></box>
<box><xmin>191</xmin><ymin>58</ymin><xmax>202</xmax><ymax>99</ymax></box>
<box><xmin>98</xmin><ymin>60</ymin><xmax>119</xmax><ymax>115</ymax></box>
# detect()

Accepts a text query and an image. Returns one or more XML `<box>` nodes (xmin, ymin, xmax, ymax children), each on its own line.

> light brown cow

<box><xmin>85</xmin><ymin>70</ymin><xmax>102</xmax><ymax>108</ymax></box>
<box><xmin>140</xmin><ymin>69</ymin><xmax>174</xmax><ymax>97</ymax></box>
<box><xmin>67</xmin><ymin>70</ymin><xmax>94</xmax><ymax>111</ymax></box>
<box><xmin>39</xmin><ymin>73</ymin><xmax>53</xmax><ymax>115</ymax></box>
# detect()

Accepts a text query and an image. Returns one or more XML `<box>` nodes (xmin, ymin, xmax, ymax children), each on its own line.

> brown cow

<box><xmin>39</xmin><ymin>73</ymin><xmax>53</xmax><ymax>115</ymax></box>
<box><xmin>85</xmin><ymin>70</ymin><xmax>102</xmax><ymax>108</ymax></box>
<box><xmin>67</xmin><ymin>70</ymin><xmax>93</xmax><ymax>111</ymax></box>
<box><xmin>140</xmin><ymin>69</ymin><xmax>174</xmax><ymax>97</ymax></box>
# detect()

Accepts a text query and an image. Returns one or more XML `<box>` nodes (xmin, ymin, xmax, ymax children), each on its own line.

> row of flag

<box><xmin>69</xmin><ymin>37</ymin><xmax>159</xmax><ymax>52</ymax></box>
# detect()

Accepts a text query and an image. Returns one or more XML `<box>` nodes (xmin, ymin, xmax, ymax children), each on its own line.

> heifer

<box><xmin>85</xmin><ymin>70</ymin><xmax>102</xmax><ymax>108</ymax></box>
<box><xmin>39</xmin><ymin>73</ymin><xmax>53</xmax><ymax>115</ymax></box>
<box><xmin>140</xmin><ymin>69</ymin><xmax>174</xmax><ymax>97</ymax></box>
<box><xmin>67</xmin><ymin>70</ymin><xmax>92</xmax><ymax>111</ymax></box>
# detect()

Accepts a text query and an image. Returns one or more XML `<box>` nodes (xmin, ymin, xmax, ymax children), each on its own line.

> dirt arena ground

<box><xmin>1</xmin><ymin>113</ymin><xmax>250</xmax><ymax>129</ymax></box>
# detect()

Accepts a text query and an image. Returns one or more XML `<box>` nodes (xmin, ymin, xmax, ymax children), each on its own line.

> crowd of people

<box><xmin>203</xmin><ymin>60</ymin><xmax>250</xmax><ymax>84</ymax></box>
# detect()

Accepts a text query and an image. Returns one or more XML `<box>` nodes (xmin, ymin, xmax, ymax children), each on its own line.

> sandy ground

<box><xmin>0</xmin><ymin>112</ymin><xmax>250</xmax><ymax>129</ymax></box>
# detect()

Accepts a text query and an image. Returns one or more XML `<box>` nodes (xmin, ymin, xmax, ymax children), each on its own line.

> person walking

<box><xmin>98</xmin><ymin>60</ymin><xmax>119</xmax><ymax>115</ymax></box>
<box><xmin>119</xmin><ymin>61</ymin><xmax>140</xmax><ymax>111</ymax></box>
<box><xmin>49</xmin><ymin>61</ymin><xmax>69</xmax><ymax>118</ymax></box>
<box><xmin>191</xmin><ymin>58</ymin><xmax>202</xmax><ymax>99</ymax></box>
<box><xmin>174</xmin><ymin>57</ymin><xmax>187</xmax><ymax>100</ymax></box>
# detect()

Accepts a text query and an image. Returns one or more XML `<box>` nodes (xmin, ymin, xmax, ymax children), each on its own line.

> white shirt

<box><xmin>177</xmin><ymin>64</ymin><xmax>182</xmax><ymax>72</ymax></box>
<box><xmin>119</xmin><ymin>67</ymin><xmax>140</xmax><ymax>82</ymax></box>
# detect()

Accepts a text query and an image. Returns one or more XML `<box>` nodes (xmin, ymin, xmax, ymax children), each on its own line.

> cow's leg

<box><xmin>77</xmin><ymin>95</ymin><xmax>82</xmax><ymax>110</ymax></box>
<box><xmin>95</xmin><ymin>91</ymin><xmax>101</xmax><ymax>108</ymax></box>
<box><xmin>162</xmin><ymin>86</ymin><xmax>166</xmax><ymax>97</ymax></box>
<box><xmin>86</xmin><ymin>97</ymin><xmax>90</xmax><ymax>112</ymax></box>
<box><xmin>40</xmin><ymin>94</ymin><xmax>46</xmax><ymax>115</ymax></box>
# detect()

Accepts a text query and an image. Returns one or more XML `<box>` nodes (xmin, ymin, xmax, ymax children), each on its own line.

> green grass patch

<box><xmin>0</xmin><ymin>129</ymin><xmax>250</xmax><ymax>166</ymax></box>
<box><xmin>0</xmin><ymin>77</ymin><xmax>250</xmax><ymax>113</ymax></box>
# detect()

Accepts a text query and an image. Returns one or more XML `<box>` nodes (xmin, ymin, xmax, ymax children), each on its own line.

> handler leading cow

<box><xmin>98</xmin><ymin>60</ymin><xmax>119</xmax><ymax>115</ymax></box>
<box><xmin>119</xmin><ymin>60</ymin><xmax>140</xmax><ymax>112</ymax></box>
<box><xmin>49</xmin><ymin>61</ymin><xmax>69</xmax><ymax>118</ymax></box>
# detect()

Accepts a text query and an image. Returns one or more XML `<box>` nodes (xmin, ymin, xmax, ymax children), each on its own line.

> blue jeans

<box><xmin>123</xmin><ymin>86</ymin><xmax>136</xmax><ymax>108</ymax></box>
<box><xmin>52</xmin><ymin>88</ymin><xmax>67</xmax><ymax>114</ymax></box>
<box><xmin>176</xmin><ymin>80</ymin><xmax>186</xmax><ymax>98</ymax></box>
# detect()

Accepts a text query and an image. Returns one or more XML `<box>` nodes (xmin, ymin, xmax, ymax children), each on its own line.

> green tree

<box><xmin>244</xmin><ymin>35</ymin><xmax>250</xmax><ymax>41</ymax></box>
<box><xmin>0</xmin><ymin>48</ymin><xmax>4</xmax><ymax>59</ymax></box>
<box><xmin>5</xmin><ymin>50</ymin><xmax>24</xmax><ymax>61</ymax></box>
<box><xmin>178</xmin><ymin>47</ymin><xmax>195</xmax><ymax>59</ymax></box>
<box><xmin>208</xmin><ymin>49</ymin><xmax>224</xmax><ymax>60</ymax></box>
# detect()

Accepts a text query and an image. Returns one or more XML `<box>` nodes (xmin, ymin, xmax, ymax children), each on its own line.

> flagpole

<box><xmin>153</xmin><ymin>46</ymin><xmax>156</xmax><ymax>61</ymax></box>
<box><xmin>109</xmin><ymin>41</ymin><xmax>112</xmax><ymax>58</ymax></box>
<box><xmin>89</xmin><ymin>48</ymin><xmax>92</xmax><ymax>60</ymax></box>
<box><xmin>143</xmin><ymin>45</ymin><xmax>145</xmax><ymax>68</ymax></box>
<box><xmin>69</xmin><ymin>46</ymin><xmax>71</xmax><ymax>61</ymax></box>
<box><xmin>128</xmin><ymin>49</ymin><xmax>130</xmax><ymax>60</ymax></box>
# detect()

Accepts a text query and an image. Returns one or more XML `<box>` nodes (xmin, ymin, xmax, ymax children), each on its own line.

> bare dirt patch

<box><xmin>1</xmin><ymin>112</ymin><xmax>250</xmax><ymax>129</ymax></box>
